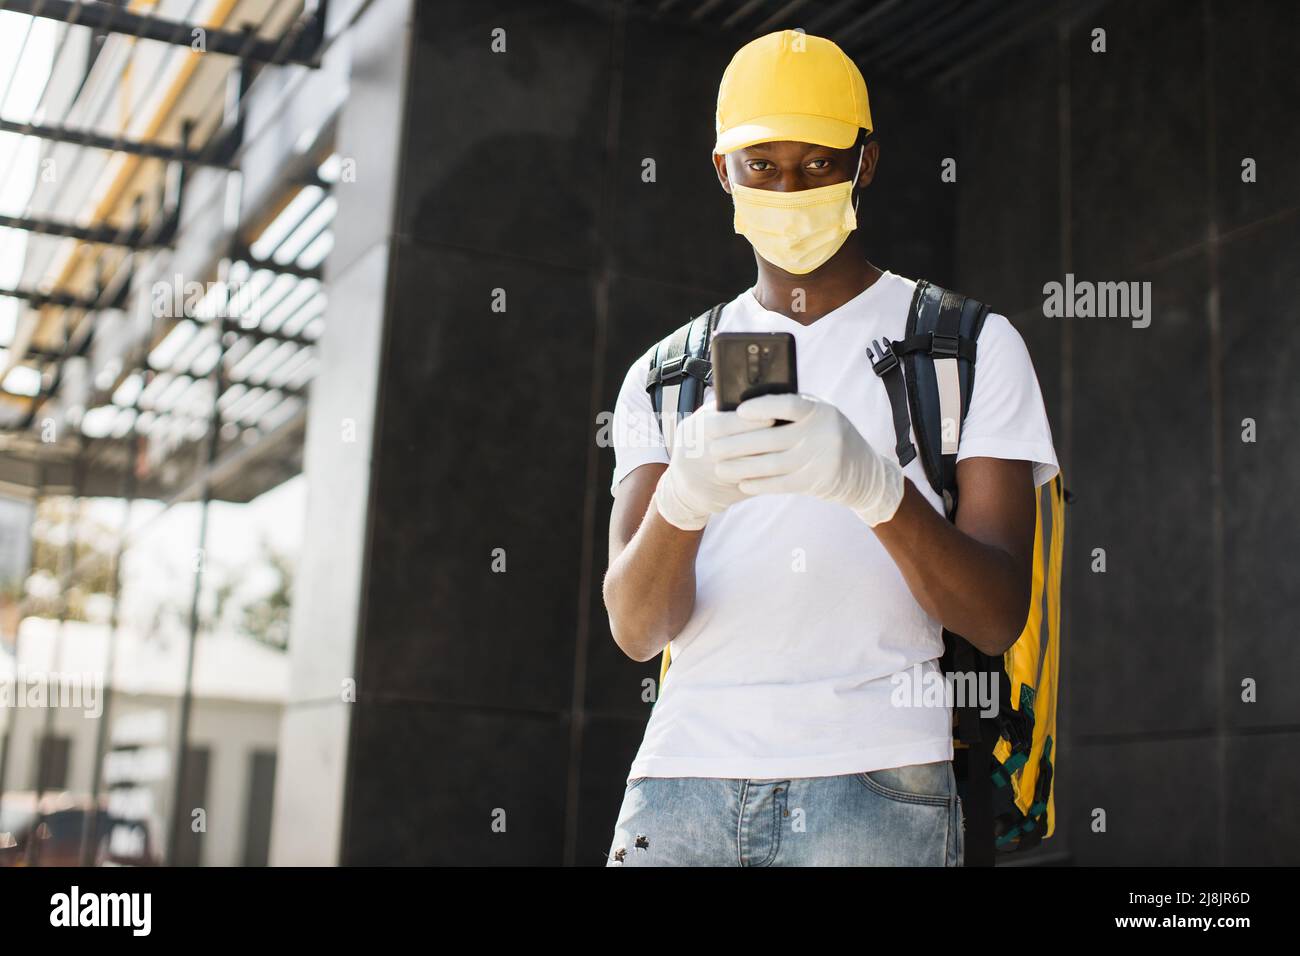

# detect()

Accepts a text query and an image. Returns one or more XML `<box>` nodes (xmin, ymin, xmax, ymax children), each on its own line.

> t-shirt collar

<box><xmin>739</xmin><ymin>270</ymin><xmax>896</xmax><ymax>333</ymax></box>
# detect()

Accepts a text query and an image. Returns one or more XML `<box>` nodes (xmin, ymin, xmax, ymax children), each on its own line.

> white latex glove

<box><xmin>712</xmin><ymin>393</ymin><xmax>905</xmax><ymax>527</ymax></box>
<box><xmin>653</xmin><ymin>403</ymin><xmax>775</xmax><ymax>531</ymax></box>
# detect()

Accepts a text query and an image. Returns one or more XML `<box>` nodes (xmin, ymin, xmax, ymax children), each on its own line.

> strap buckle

<box><xmin>658</xmin><ymin>355</ymin><xmax>686</xmax><ymax>383</ymax></box>
<box><xmin>648</xmin><ymin>355</ymin><xmax>712</xmax><ymax>390</ymax></box>
<box><xmin>866</xmin><ymin>338</ymin><xmax>899</xmax><ymax>376</ymax></box>
<box><xmin>931</xmin><ymin>332</ymin><xmax>960</xmax><ymax>358</ymax></box>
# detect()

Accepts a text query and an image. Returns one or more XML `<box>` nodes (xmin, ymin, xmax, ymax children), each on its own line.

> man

<box><xmin>603</xmin><ymin>30</ymin><xmax>1057</xmax><ymax>866</ymax></box>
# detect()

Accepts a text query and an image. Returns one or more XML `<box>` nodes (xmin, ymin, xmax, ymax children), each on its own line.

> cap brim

<box><xmin>714</xmin><ymin>113</ymin><xmax>865</xmax><ymax>154</ymax></box>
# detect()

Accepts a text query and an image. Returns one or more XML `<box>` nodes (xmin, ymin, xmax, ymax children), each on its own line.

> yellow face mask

<box><xmin>730</xmin><ymin>145</ymin><xmax>864</xmax><ymax>275</ymax></box>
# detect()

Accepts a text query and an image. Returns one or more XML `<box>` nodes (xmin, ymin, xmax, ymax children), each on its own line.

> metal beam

<box><xmin>20</xmin><ymin>346</ymin><xmax>65</xmax><ymax>362</ymax></box>
<box><xmin>0</xmin><ymin>117</ymin><xmax>235</xmax><ymax>167</ymax></box>
<box><xmin>146</xmin><ymin>403</ymin><xmax>308</xmax><ymax>508</ymax></box>
<box><xmin>5</xmin><ymin>0</ymin><xmax>324</xmax><ymax>67</ymax></box>
<box><xmin>0</xmin><ymin>286</ymin><xmax>125</xmax><ymax>311</ymax></box>
<box><xmin>230</xmin><ymin>245</ymin><xmax>325</xmax><ymax>282</ymax></box>
<box><xmin>221</xmin><ymin>318</ymin><xmax>320</xmax><ymax>351</ymax></box>
<box><xmin>0</xmin><ymin>213</ymin><xmax>164</xmax><ymax>249</ymax></box>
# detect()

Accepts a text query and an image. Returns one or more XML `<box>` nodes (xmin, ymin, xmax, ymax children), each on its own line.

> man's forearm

<box><xmin>604</xmin><ymin>502</ymin><xmax>704</xmax><ymax>662</ymax></box>
<box><xmin>871</xmin><ymin>480</ymin><xmax>1031</xmax><ymax>655</ymax></box>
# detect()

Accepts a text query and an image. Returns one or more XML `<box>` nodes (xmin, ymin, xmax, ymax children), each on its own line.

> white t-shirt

<box><xmin>609</xmin><ymin>270</ymin><xmax>1059</xmax><ymax>781</ymax></box>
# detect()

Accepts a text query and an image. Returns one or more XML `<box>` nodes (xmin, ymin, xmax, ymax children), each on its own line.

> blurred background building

<box><xmin>0</xmin><ymin>0</ymin><xmax>1295</xmax><ymax>866</ymax></box>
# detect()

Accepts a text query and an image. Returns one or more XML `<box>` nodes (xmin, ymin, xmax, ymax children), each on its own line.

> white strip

<box><xmin>661</xmin><ymin>382</ymin><xmax>682</xmax><ymax>455</ymax></box>
<box><xmin>935</xmin><ymin>357</ymin><xmax>961</xmax><ymax>455</ymax></box>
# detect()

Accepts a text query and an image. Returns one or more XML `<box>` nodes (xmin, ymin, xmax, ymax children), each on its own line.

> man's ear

<box><xmin>856</xmin><ymin>139</ymin><xmax>880</xmax><ymax>189</ymax></box>
<box><xmin>712</xmin><ymin>151</ymin><xmax>732</xmax><ymax>195</ymax></box>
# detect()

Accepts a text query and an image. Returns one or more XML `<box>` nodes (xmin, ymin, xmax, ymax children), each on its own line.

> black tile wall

<box><xmin>1225</xmin><ymin>732</ymin><xmax>1300</xmax><ymax>865</ymax></box>
<box><xmin>344</xmin><ymin>701</ymin><xmax>570</xmax><ymax>865</ymax></box>
<box><xmin>858</xmin><ymin>74</ymin><xmax>957</xmax><ymax>285</ymax></box>
<box><xmin>1211</xmin><ymin>0</ymin><xmax>1300</xmax><ymax>233</ymax></box>
<box><xmin>1067</xmin><ymin>736</ymin><xmax>1220</xmax><ymax>866</ymax></box>
<box><xmin>1068</xmin><ymin>0</ymin><xmax>1208</xmax><ymax>276</ymax></box>
<box><xmin>1219</xmin><ymin>215</ymin><xmax>1300</xmax><ymax>730</ymax></box>
<box><xmin>400</xmin><ymin>1</ymin><xmax>611</xmax><ymax>270</ymax></box>
<box><xmin>951</xmin><ymin>24</ymin><xmax>1063</xmax><ymax>429</ymax></box>
<box><xmin>360</xmin><ymin>239</ymin><xmax>595</xmax><ymax>713</ymax></box>
<box><xmin>952</xmin><ymin>26</ymin><xmax>1062</xmax><ymax>312</ymax></box>
<box><xmin>612</xmin><ymin>18</ymin><xmax>755</xmax><ymax>289</ymax></box>
<box><xmin>1066</xmin><ymin>254</ymin><xmax>1216</xmax><ymax>736</ymax></box>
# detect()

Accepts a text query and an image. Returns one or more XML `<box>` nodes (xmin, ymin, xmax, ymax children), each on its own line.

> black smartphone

<box><xmin>712</xmin><ymin>332</ymin><xmax>798</xmax><ymax>412</ymax></box>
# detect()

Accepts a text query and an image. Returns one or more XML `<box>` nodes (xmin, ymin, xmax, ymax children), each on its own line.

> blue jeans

<box><xmin>606</xmin><ymin>761</ymin><xmax>963</xmax><ymax>866</ymax></box>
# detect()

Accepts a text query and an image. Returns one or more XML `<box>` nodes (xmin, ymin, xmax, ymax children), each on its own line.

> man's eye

<box><xmin>748</xmin><ymin>160</ymin><xmax>772</xmax><ymax>171</ymax></box>
<box><xmin>807</xmin><ymin>159</ymin><xmax>830</xmax><ymax>169</ymax></box>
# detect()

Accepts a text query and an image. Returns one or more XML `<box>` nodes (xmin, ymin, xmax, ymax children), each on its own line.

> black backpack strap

<box><xmin>867</xmin><ymin>338</ymin><xmax>917</xmax><ymax>467</ymax></box>
<box><xmin>956</xmin><ymin>729</ymin><xmax>997</xmax><ymax>867</ymax></box>
<box><xmin>895</xmin><ymin>279</ymin><xmax>990</xmax><ymax>515</ymax></box>
<box><xmin>645</xmin><ymin>303</ymin><xmax>723</xmax><ymax>449</ymax></box>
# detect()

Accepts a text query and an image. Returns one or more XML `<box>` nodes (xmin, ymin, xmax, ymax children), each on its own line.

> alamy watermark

<box><xmin>151</xmin><ymin>273</ymin><xmax>258</xmax><ymax>320</ymax></box>
<box><xmin>50</xmin><ymin>886</ymin><xmax>150</xmax><ymax>936</ymax></box>
<box><xmin>0</xmin><ymin>670</ymin><xmax>103</xmax><ymax>719</ymax></box>
<box><xmin>890</xmin><ymin>662</ymin><xmax>999</xmax><ymax>718</ymax></box>
<box><xmin>1043</xmin><ymin>273</ymin><xmax>1151</xmax><ymax>328</ymax></box>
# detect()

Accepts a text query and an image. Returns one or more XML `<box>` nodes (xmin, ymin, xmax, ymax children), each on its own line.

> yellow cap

<box><xmin>714</xmin><ymin>30</ymin><xmax>872</xmax><ymax>155</ymax></box>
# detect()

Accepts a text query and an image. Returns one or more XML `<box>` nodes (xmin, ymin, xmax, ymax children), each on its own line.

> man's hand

<box><xmin>653</xmin><ymin>403</ymin><xmax>775</xmax><ymax>530</ymax></box>
<box><xmin>713</xmin><ymin>393</ymin><xmax>905</xmax><ymax>527</ymax></box>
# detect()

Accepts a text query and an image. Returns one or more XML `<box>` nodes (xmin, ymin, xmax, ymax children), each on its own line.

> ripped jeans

<box><xmin>605</xmin><ymin>761</ymin><xmax>963</xmax><ymax>867</ymax></box>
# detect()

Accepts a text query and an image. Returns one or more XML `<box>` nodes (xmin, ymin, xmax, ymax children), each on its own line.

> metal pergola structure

<box><xmin>0</xmin><ymin>0</ymin><xmax>345</xmax><ymax>870</ymax></box>
<box><xmin>5</xmin><ymin>0</ymin><xmax>326</xmax><ymax>65</ymax></box>
<box><xmin>0</xmin><ymin>115</ymin><xmax>237</xmax><ymax>167</ymax></box>
<box><xmin>0</xmin><ymin>0</ymin><xmax>334</xmax><ymax>501</ymax></box>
